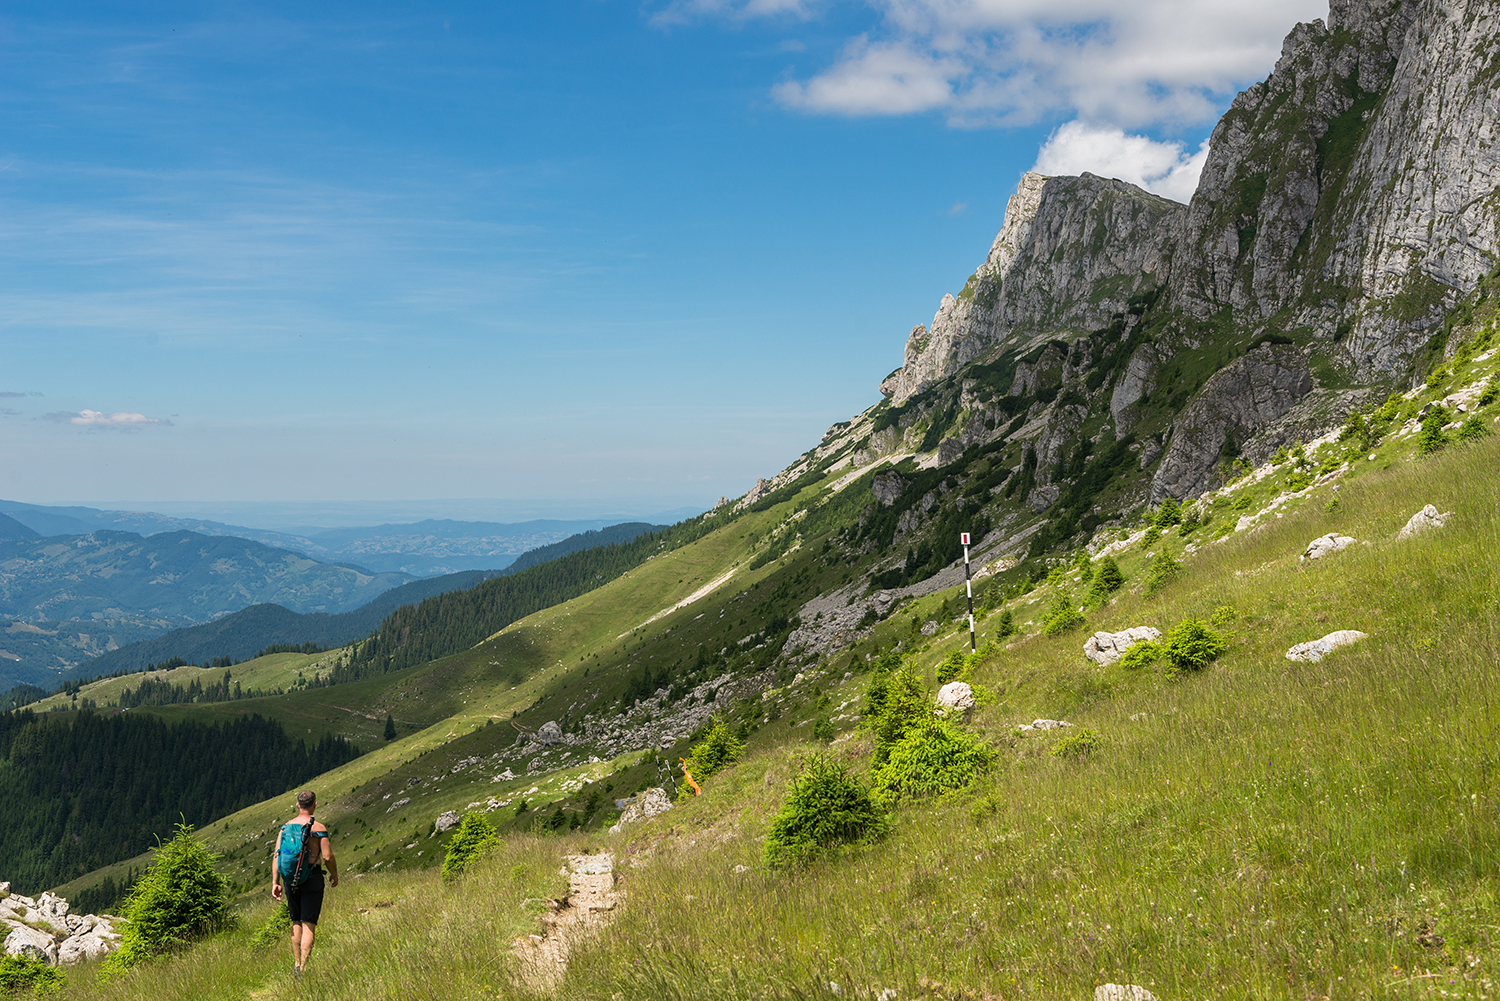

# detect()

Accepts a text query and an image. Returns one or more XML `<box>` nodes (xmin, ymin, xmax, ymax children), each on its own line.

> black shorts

<box><xmin>287</xmin><ymin>871</ymin><xmax>324</xmax><ymax>925</ymax></box>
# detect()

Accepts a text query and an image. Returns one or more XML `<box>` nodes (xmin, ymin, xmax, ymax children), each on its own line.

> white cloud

<box><xmin>1033</xmin><ymin>120</ymin><xmax>1210</xmax><ymax>202</ymax></box>
<box><xmin>694</xmin><ymin>0</ymin><xmax>1327</xmax><ymax>129</ymax></box>
<box><xmin>43</xmin><ymin>409</ymin><xmax>174</xmax><ymax>429</ymax></box>
<box><xmin>773</xmin><ymin>39</ymin><xmax>961</xmax><ymax>116</ymax></box>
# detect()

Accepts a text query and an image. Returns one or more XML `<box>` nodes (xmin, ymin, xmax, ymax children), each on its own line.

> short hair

<box><xmin>296</xmin><ymin>790</ymin><xmax>316</xmax><ymax>810</ymax></box>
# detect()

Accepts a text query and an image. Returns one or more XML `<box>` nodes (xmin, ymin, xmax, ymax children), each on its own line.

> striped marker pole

<box><xmin>962</xmin><ymin>532</ymin><xmax>975</xmax><ymax>652</ymax></box>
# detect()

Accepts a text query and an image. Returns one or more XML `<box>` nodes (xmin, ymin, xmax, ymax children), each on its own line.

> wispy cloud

<box><xmin>0</xmin><ymin>391</ymin><xmax>42</xmax><ymax>398</ymax></box>
<box><xmin>0</xmin><ymin>408</ymin><xmax>20</xmax><ymax>418</ymax></box>
<box><xmin>42</xmin><ymin>410</ymin><xmax>174</xmax><ymax>430</ymax></box>
<box><xmin>682</xmin><ymin>0</ymin><xmax>1326</xmax><ymax>129</ymax></box>
<box><xmin>1033</xmin><ymin>120</ymin><xmax>1209</xmax><ymax>203</ymax></box>
<box><xmin>650</xmin><ymin>0</ymin><xmax>814</xmax><ymax>27</ymax></box>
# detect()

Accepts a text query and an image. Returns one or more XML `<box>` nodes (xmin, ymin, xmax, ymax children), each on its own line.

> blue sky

<box><xmin>0</xmin><ymin>0</ymin><xmax>1324</xmax><ymax>525</ymax></box>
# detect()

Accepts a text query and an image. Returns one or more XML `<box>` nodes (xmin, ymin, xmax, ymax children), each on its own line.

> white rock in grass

<box><xmin>1083</xmin><ymin>627</ymin><xmax>1162</xmax><ymax>666</ymax></box>
<box><xmin>3</xmin><ymin>924</ymin><xmax>57</xmax><ymax>965</ymax></box>
<box><xmin>936</xmin><ymin>681</ymin><xmax>975</xmax><ymax>713</ymax></box>
<box><xmin>1096</xmin><ymin>986</ymin><xmax>1158</xmax><ymax>1001</ymax></box>
<box><xmin>1285</xmin><ymin>630</ymin><xmax>1369</xmax><ymax>662</ymax></box>
<box><xmin>434</xmin><ymin>810</ymin><xmax>461</xmax><ymax>833</ymax></box>
<box><xmin>1301</xmin><ymin>532</ymin><xmax>1356</xmax><ymax>560</ymax></box>
<box><xmin>1397</xmin><ymin>504</ymin><xmax>1453</xmax><ymax>540</ymax></box>
<box><xmin>1019</xmin><ymin>719</ymin><xmax>1074</xmax><ymax>732</ymax></box>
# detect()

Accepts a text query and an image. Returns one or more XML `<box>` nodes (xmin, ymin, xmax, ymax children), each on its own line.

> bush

<box><xmin>442</xmin><ymin>814</ymin><xmax>499</xmax><ymax>881</ymax></box>
<box><xmin>1143</xmin><ymin>553</ymin><xmax>1182</xmax><ymax>595</ymax></box>
<box><xmin>0</xmin><ymin>955</ymin><xmax>64</xmax><ymax>996</ymax></box>
<box><xmin>870</xmin><ymin>719</ymin><xmax>994</xmax><ymax>805</ymax></box>
<box><xmin>935</xmin><ymin>651</ymin><xmax>967</xmax><ymax>684</ymax></box>
<box><xmin>1118</xmin><ymin>640</ymin><xmax>1161</xmax><ymax>671</ymax></box>
<box><xmin>250</xmin><ymin>903</ymin><xmax>291</xmax><ymax>949</ymax></box>
<box><xmin>865</xmin><ymin>668</ymin><xmax>934</xmax><ymax>767</ymax></box>
<box><xmin>812</xmin><ymin>714</ymin><xmax>835</xmax><ymax>743</ymax></box>
<box><xmin>1141</xmin><ymin>525</ymin><xmax>1162</xmax><ymax>546</ymax></box>
<box><xmin>686</xmin><ymin>718</ymin><xmax>743</xmax><ymax>778</ymax></box>
<box><xmin>1457</xmin><ymin>415</ymin><xmax>1492</xmax><ymax>443</ymax></box>
<box><xmin>103</xmin><ymin>822</ymin><xmax>229</xmax><ymax>974</ymax></box>
<box><xmin>1050</xmin><ymin>728</ymin><xmax>1101</xmax><ymax>758</ymax></box>
<box><xmin>1153</xmin><ymin>499</ymin><xmax>1181</xmax><ymax>528</ymax></box>
<box><xmin>1418</xmin><ymin>407</ymin><xmax>1449</xmax><ymax>455</ymax></box>
<box><xmin>1041</xmin><ymin>593</ymin><xmax>1084</xmax><ymax>636</ymax></box>
<box><xmin>1480</xmin><ymin>381</ymin><xmax>1498</xmax><ymax>408</ymax></box>
<box><xmin>1086</xmin><ymin>557</ymin><xmax>1124</xmax><ymax>605</ymax></box>
<box><xmin>994</xmin><ymin>608</ymin><xmax>1017</xmax><ymax>638</ymax></box>
<box><xmin>763</xmin><ymin>757</ymin><xmax>889</xmax><ymax>869</ymax></box>
<box><xmin>1163</xmin><ymin>619</ymin><xmax>1227</xmax><ymax>673</ymax></box>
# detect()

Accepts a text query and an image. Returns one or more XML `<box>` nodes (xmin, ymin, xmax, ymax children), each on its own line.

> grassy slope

<box><xmin>44</xmin><ymin>353</ymin><xmax>1500</xmax><ymax>998</ymax></box>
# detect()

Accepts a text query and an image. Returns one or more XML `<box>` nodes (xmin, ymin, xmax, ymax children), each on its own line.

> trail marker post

<box><xmin>962</xmin><ymin>532</ymin><xmax>975</xmax><ymax>652</ymax></box>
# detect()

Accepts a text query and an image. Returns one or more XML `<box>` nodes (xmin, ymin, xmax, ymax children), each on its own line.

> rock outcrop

<box><xmin>607</xmin><ymin>787</ymin><xmax>674</xmax><ymax>834</ymax></box>
<box><xmin>0</xmin><ymin>882</ymin><xmax>121</xmax><ymax>967</ymax></box>
<box><xmin>1286</xmin><ymin>629</ymin><xmax>1370</xmax><ymax>662</ymax></box>
<box><xmin>1302</xmin><ymin>532</ymin><xmax>1357</xmax><ymax>560</ymax></box>
<box><xmin>1397</xmin><ymin>504</ymin><xmax>1452</xmax><ymax>539</ymax></box>
<box><xmin>1083</xmin><ymin>627</ymin><xmax>1162</xmax><ymax>667</ymax></box>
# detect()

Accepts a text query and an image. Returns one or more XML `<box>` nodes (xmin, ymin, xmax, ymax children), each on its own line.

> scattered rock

<box><xmin>920</xmin><ymin>620</ymin><xmax>939</xmax><ymax>636</ymax></box>
<box><xmin>936</xmin><ymin>682</ymin><xmax>975</xmax><ymax>713</ymax></box>
<box><xmin>1082</xmin><ymin>627</ymin><xmax>1162</xmax><ymax>666</ymax></box>
<box><xmin>1018</xmin><ymin>719</ymin><xmax>1074</xmax><ymax>732</ymax></box>
<box><xmin>1397</xmin><ymin>504</ymin><xmax>1452</xmax><ymax>540</ymax></box>
<box><xmin>434</xmin><ymin>810</ymin><xmax>462</xmax><ymax>833</ymax></box>
<box><xmin>536</xmin><ymin>721</ymin><xmax>565</xmax><ymax>746</ymax></box>
<box><xmin>1285</xmin><ymin>630</ymin><xmax>1369</xmax><ymax>662</ymax></box>
<box><xmin>1095</xmin><ymin>985</ymin><xmax>1158</xmax><ymax>1001</ymax></box>
<box><xmin>0</xmin><ymin>884</ymin><xmax>119</xmax><ymax>967</ymax></box>
<box><xmin>1301</xmin><ymin>532</ymin><xmax>1356</xmax><ymax>561</ymax></box>
<box><xmin>608</xmin><ymin>787</ymin><xmax>674</xmax><ymax>834</ymax></box>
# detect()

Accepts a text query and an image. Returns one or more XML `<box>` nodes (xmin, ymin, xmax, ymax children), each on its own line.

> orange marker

<box><xmin>679</xmin><ymin>758</ymin><xmax>701</xmax><ymax>796</ymax></box>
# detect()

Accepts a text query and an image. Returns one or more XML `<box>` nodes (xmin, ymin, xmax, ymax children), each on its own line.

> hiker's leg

<box><xmin>289</xmin><ymin>921</ymin><xmax>304</xmax><ymax>967</ymax></box>
<box><xmin>297</xmin><ymin>922</ymin><xmax>317</xmax><ymax>966</ymax></box>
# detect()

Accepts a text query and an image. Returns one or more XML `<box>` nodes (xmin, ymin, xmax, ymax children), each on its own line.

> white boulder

<box><xmin>1397</xmin><ymin>504</ymin><xmax>1452</xmax><ymax>540</ymax></box>
<box><xmin>935</xmin><ymin>682</ymin><xmax>975</xmax><ymax>713</ymax></box>
<box><xmin>434</xmin><ymin>810</ymin><xmax>462</xmax><ymax>833</ymax></box>
<box><xmin>1096</xmin><ymin>986</ymin><xmax>1158</xmax><ymax>1001</ymax></box>
<box><xmin>1301</xmin><ymin>533</ymin><xmax>1356</xmax><ymax>560</ymax></box>
<box><xmin>57</xmin><ymin>931</ymin><xmax>114</xmax><ymax>965</ymax></box>
<box><xmin>1083</xmin><ymin>627</ymin><xmax>1162</xmax><ymax>667</ymax></box>
<box><xmin>4</xmin><ymin>924</ymin><xmax>57</xmax><ymax>965</ymax></box>
<box><xmin>536</xmin><ymin>721</ymin><xmax>564</xmax><ymax>746</ymax></box>
<box><xmin>608</xmin><ymin>787</ymin><xmax>674</xmax><ymax>834</ymax></box>
<box><xmin>1285</xmin><ymin>630</ymin><xmax>1369</xmax><ymax>662</ymax></box>
<box><xmin>1018</xmin><ymin>719</ymin><xmax>1074</xmax><ymax>732</ymax></box>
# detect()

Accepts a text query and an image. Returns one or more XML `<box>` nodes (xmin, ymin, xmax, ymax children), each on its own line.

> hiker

<box><xmin>271</xmin><ymin>790</ymin><xmax>338</xmax><ymax>977</ymax></box>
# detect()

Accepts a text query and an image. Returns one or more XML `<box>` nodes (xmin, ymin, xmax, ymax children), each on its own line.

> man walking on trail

<box><xmin>271</xmin><ymin>790</ymin><xmax>338</xmax><ymax>977</ymax></box>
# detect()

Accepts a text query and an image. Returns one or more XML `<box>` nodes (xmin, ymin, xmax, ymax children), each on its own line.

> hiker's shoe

<box><xmin>292</xmin><ymin>965</ymin><xmax>303</xmax><ymax>980</ymax></box>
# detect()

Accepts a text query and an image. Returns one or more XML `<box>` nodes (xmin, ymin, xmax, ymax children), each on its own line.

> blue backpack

<box><xmin>276</xmin><ymin>819</ymin><xmax>321</xmax><ymax>889</ymax></box>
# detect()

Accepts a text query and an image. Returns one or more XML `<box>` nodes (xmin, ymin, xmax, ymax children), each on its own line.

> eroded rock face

<box><xmin>1083</xmin><ymin>627</ymin><xmax>1162</xmax><ymax>667</ymax></box>
<box><xmin>1151</xmin><ymin>345</ymin><xmax>1313</xmax><ymax>501</ymax></box>
<box><xmin>883</xmin><ymin>173</ymin><xmax>1184</xmax><ymax>405</ymax></box>
<box><xmin>871</xmin><ymin>472</ymin><xmax>905</xmax><ymax>508</ymax></box>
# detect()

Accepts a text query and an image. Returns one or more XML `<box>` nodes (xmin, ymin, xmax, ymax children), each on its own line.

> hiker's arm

<box><xmin>271</xmin><ymin>831</ymin><xmax>283</xmax><ymax>900</ymax></box>
<box><xmin>319</xmin><ymin>827</ymin><xmax>338</xmax><ymax>887</ymax></box>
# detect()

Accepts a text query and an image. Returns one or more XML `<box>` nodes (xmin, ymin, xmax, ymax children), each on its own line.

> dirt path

<box><xmin>513</xmin><ymin>852</ymin><xmax>618</xmax><ymax>990</ymax></box>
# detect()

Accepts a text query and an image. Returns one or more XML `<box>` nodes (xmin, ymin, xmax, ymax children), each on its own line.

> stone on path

<box><xmin>1301</xmin><ymin>532</ymin><xmax>1356</xmax><ymax>560</ymax></box>
<box><xmin>1019</xmin><ymin>719</ymin><xmax>1074</xmax><ymax>732</ymax></box>
<box><xmin>1096</xmin><ymin>985</ymin><xmax>1158</xmax><ymax>1001</ymax></box>
<box><xmin>1083</xmin><ymin>627</ymin><xmax>1162</xmax><ymax>666</ymax></box>
<box><xmin>1397</xmin><ymin>504</ymin><xmax>1452</xmax><ymax>540</ymax></box>
<box><xmin>1285</xmin><ymin>630</ymin><xmax>1369</xmax><ymax>662</ymax></box>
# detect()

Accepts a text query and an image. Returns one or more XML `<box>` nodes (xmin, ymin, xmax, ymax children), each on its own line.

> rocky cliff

<box><xmin>869</xmin><ymin>0</ymin><xmax>1499</xmax><ymax>509</ymax></box>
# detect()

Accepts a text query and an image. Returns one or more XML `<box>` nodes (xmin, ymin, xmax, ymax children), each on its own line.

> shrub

<box><xmin>442</xmin><ymin>814</ymin><xmax>499</xmax><ymax>881</ymax></box>
<box><xmin>812</xmin><ymin>714</ymin><xmax>835</xmax><ymax>743</ymax></box>
<box><xmin>1418</xmin><ymin>407</ymin><xmax>1449</xmax><ymax>455</ymax></box>
<box><xmin>103</xmin><ymin>822</ymin><xmax>229</xmax><ymax>974</ymax></box>
<box><xmin>1231</xmin><ymin>493</ymin><xmax>1252</xmax><ymax>511</ymax></box>
<box><xmin>935</xmin><ymin>651</ymin><xmax>967</xmax><ymax>684</ymax></box>
<box><xmin>686</xmin><ymin>717</ymin><xmax>743</xmax><ymax>778</ymax></box>
<box><xmin>1480</xmin><ymin>381</ymin><xmax>1498</xmax><ymax>408</ymax></box>
<box><xmin>994</xmin><ymin>609</ymin><xmax>1017</xmax><ymax>638</ymax></box>
<box><xmin>250</xmin><ymin>903</ymin><xmax>291</xmax><ymax>949</ymax></box>
<box><xmin>1050</xmin><ymin>728</ymin><xmax>1101</xmax><ymax>758</ymax></box>
<box><xmin>1163</xmin><ymin>619</ymin><xmax>1227</xmax><ymax>673</ymax></box>
<box><xmin>1153</xmin><ymin>499</ymin><xmax>1181</xmax><ymax>528</ymax></box>
<box><xmin>1086</xmin><ymin>557</ymin><xmax>1124</xmax><ymax>604</ymax></box>
<box><xmin>1286</xmin><ymin>469</ymin><xmax>1312</xmax><ymax>491</ymax></box>
<box><xmin>1141</xmin><ymin>525</ymin><xmax>1162</xmax><ymax>546</ymax></box>
<box><xmin>865</xmin><ymin>668</ymin><xmax>934</xmax><ymax>767</ymax></box>
<box><xmin>870</xmin><ymin>719</ymin><xmax>994</xmax><ymax>805</ymax></box>
<box><xmin>1143</xmin><ymin>553</ymin><xmax>1181</xmax><ymax>595</ymax></box>
<box><xmin>1457</xmin><ymin>415</ymin><xmax>1492</xmax><ymax>443</ymax></box>
<box><xmin>0</xmin><ymin>955</ymin><xmax>64</xmax><ymax>996</ymax></box>
<box><xmin>1118</xmin><ymin>640</ymin><xmax>1161</xmax><ymax>671</ymax></box>
<box><xmin>1041</xmin><ymin>593</ymin><xmax>1084</xmax><ymax>636</ymax></box>
<box><xmin>1209</xmin><ymin>604</ymin><xmax>1238</xmax><ymax>628</ymax></box>
<box><xmin>1376</xmin><ymin>393</ymin><xmax>1405</xmax><ymax>421</ymax></box>
<box><xmin>763</xmin><ymin>757</ymin><xmax>889</xmax><ymax>869</ymax></box>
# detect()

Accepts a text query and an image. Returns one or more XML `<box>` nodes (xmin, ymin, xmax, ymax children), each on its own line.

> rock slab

<box><xmin>1286</xmin><ymin>630</ymin><xmax>1369</xmax><ymax>662</ymax></box>
<box><xmin>936</xmin><ymin>682</ymin><xmax>975</xmax><ymax>713</ymax></box>
<box><xmin>608</xmin><ymin>787</ymin><xmax>673</xmax><ymax>834</ymax></box>
<box><xmin>1083</xmin><ymin>627</ymin><xmax>1162</xmax><ymax>667</ymax></box>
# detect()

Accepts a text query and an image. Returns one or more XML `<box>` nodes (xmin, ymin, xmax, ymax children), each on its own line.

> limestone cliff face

<box><xmin>881</xmin><ymin>174</ymin><xmax>1184</xmax><ymax>405</ymax></box>
<box><xmin>1172</xmin><ymin>0</ymin><xmax>1500</xmax><ymax>379</ymax></box>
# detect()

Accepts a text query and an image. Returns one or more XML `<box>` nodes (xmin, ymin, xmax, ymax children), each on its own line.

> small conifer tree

<box><xmin>383</xmin><ymin>714</ymin><xmax>397</xmax><ymax>741</ymax></box>
<box><xmin>442</xmin><ymin>814</ymin><xmax>498</xmax><ymax>880</ymax></box>
<box><xmin>103</xmin><ymin>822</ymin><xmax>228</xmax><ymax>975</ymax></box>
